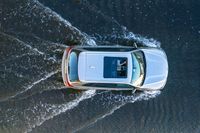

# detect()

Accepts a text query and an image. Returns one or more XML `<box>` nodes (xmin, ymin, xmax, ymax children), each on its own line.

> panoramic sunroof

<box><xmin>103</xmin><ymin>57</ymin><xmax>127</xmax><ymax>78</ymax></box>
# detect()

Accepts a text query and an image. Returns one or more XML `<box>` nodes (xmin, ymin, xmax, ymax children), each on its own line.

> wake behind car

<box><xmin>62</xmin><ymin>46</ymin><xmax>168</xmax><ymax>91</ymax></box>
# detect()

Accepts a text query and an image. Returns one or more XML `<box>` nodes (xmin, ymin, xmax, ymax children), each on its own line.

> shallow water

<box><xmin>0</xmin><ymin>0</ymin><xmax>200</xmax><ymax>133</ymax></box>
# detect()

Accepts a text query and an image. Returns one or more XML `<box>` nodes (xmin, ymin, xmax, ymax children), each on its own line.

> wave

<box><xmin>122</xmin><ymin>29</ymin><xmax>161</xmax><ymax>48</ymax></box>
<box><xmin>23</xmin><ymin>90</ymin><xmax>160</xmax><ymax>133</ymax></box>
<box><xmin>72</xmin><ymin>91</ymin><xmax>161</xmax><ymax>133</ymax></box>
<box><xmin>25</xmin><ymin>90</ymin><xmax>96</xmax><ymax>133</ymax></box>
<box><xmin>0</xmin><ymin>70</ymin><xmax>60</xmax><ymax>103</ymax></box>
<box><xmin>0</xmin><ymin>32</ymin><xmax>45</xmax><ymax>55</ymax></box>
<box><xmin>1</xmin><ymin>0</ymin><xmax>93</xmax><ymax>45</ymax></box>
<box><xmin>93</xmin><ymin>30</ymin><xmax>161</xmax><ymax>48</ymax></box>
<box><xmin>16</xmin><ymin>70</ymin><xmax>60</xmax><ymax>98</ymax></box>
<box><xmin>73</xmin><ymin>0</ymin><xmax>160</xmax><ymax>47</ymax></box>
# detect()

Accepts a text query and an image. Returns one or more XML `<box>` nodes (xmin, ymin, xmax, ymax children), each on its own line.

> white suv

<box><xmin>62</xmin><ymin>46</ymin><xmax>168</xmax><ymax>91</ymax></box>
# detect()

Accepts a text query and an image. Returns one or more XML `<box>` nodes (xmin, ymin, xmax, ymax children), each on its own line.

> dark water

<box><xmin>0</xmin><ymin>0</ymin><xmax>200</xmax><ymax>133</ymax></box>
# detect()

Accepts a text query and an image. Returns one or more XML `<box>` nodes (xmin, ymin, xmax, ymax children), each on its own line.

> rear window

<box><xmin>103</xmin><ymin>57</ymin><xmax>127</xmax><ymax>78</ymax></box>
<box><xmin>68</xmin><ymin>51</ymin><xmax>78</xmax><ymax>82</ymax></box>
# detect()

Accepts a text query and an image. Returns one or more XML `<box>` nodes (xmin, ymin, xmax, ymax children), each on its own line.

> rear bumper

<box><xmin>61</xmin><ymin>47</ymin><xmax>73</xmax><ymax>87</ymax></box>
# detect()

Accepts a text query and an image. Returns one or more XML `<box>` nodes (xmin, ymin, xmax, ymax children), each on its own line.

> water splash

<box><xmin>78</xmin><ymin>1</ymin><xmax>160</xmax><ymax>47</ymax></box>
<box><xmin>73</xmin><ymin>90</ymin><xmax>160</xmax><ymax>133</ymax></box>
<box><xmin>123</xmin><ymin>31</ymin><xmax>161</xmax><ymax>48</ymax></box>
<box><xmin>22</xmin><ymin>70</ymin><xmax>60</xmax><ymax>94</ymax></box>
<box><xmin>93</xmin><ymin>30</ymin><xmax>161</xmax><ymax>48</ymax></box>
<box><xmin>32</xmin><ymin>0</ymin><xmax>72</xmax><ymax>27</ymax></box>
<box><xmin>0</xmin><ymin>70</ymin><xmax>60</xmax><ymax>102</ymax></box>
<box><xmin>0</xmin><ymin>32</ymin><xmax>44</xmax><ymax>55</ymax></box>
<box><xmin>26</xmin><ymin>90</ymin><xmax>96</xmax><ymax>133</ymax></box>
<box><xmin>85</xmin><ymin>38</ymin><xmax>97</xmax><ymax>46</ymax></box>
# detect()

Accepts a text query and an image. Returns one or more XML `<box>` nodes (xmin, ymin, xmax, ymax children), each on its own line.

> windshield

<box><xmin>131</xmin><ymin>51</ymin><xmax>145</xmax><ymax>87</ymax></box>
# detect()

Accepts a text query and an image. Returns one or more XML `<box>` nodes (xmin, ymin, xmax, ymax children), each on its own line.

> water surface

<box><xmin>0</xmin><ymin>0</ymin><xmax>200</xmax><ymax>133</ymax></box>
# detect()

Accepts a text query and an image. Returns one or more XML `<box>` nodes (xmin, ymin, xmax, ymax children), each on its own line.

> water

<box><xmin>0</xmin><ymin>0</ymin><xmax>200</xmax><ymax>133</ymax></box>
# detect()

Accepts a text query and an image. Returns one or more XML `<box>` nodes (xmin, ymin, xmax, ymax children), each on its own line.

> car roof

<box><xmin>78</xmin><ymin>51</ymin><xmax>133</xmax><ymax>84</ymax></box>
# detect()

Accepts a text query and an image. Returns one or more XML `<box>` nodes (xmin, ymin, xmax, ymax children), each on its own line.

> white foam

<box><xmin>15</xmin><ymin>37</ymin><xmax>45</xmax><ymax>55</ymax></box>
<box><xmin>32</xmin><ymin>0</ymin><xmax>72</xmax><ymax>27</ymax></box>
<box><xmin>120</xmin><ymin>26</ymin><xmax>161</xmax><ymax>47</ymax></box>
<box><xmin>9</xmin><ymin>70</ymin><xmax>60</xmax><ymax>100</ymax></box>
<box><xmin>26</xmin><ymin>90</ymin><xmax>96</xmax><ymax>133</ymax></box>
<box><xmin>85</xmin><ymin>38</ymin><xmax>97</xmax><ymax>46</ymax></box>
<box><xmin>30</xmin><ymin>0</ymin><xmax>96</xmax><ymax>45</ymax></box>
<box><xmin>1</xmin><ymin>32</ymin><xmax>45</xmax><ymax>55</ymax></box>
<box><xmin>0</xmin><ymin>53</ymin><xmax>34</xmax><ymax>64</ymax></box>
<box><xmin>123</xmin><ymin>32</ymin><xmax>161</xmax><ymax>48</ymax></box>
<box><xmin>96</xmin><ymin>31</ymin><xmax>160</xmax><ymax>48</ymax></box>
<box><xmin>25</xmin><ymin>70</ymin><xmax>60</xmax><ymax>91</ymax></box>
<box><xmin>73</xmin><ymin>91</ymin><xmax>160</xmax><ymax>133</ymax></box>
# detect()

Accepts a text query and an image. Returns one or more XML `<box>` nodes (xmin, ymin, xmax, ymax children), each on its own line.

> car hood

<box><xmin>141</xmin><ymin>49</ymin><xmax>168</xmax><ymax>90</ymax></box>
